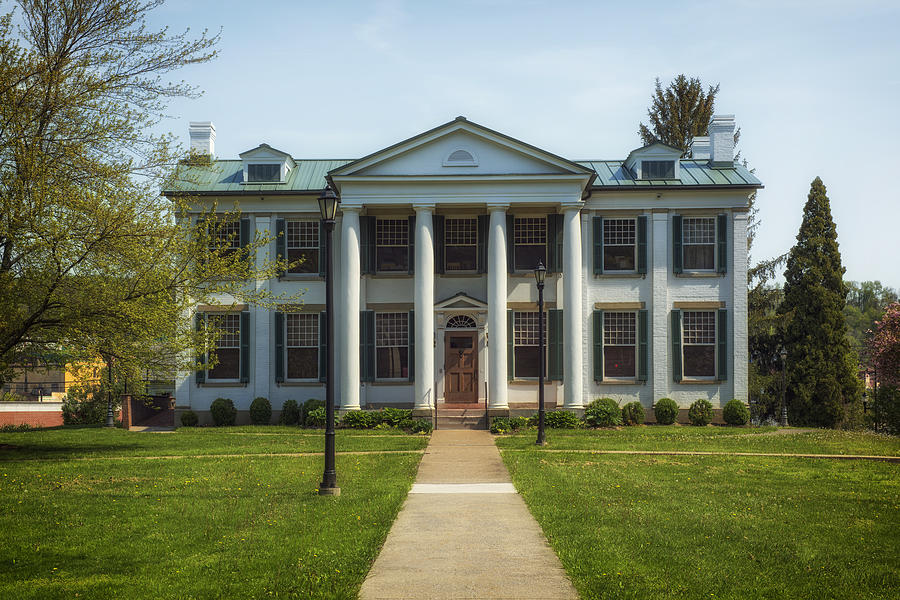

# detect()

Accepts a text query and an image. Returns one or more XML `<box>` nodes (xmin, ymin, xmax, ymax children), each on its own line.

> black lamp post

<box><xmin>779</xmin><ymin>347</ymin><xmax>788</xmax><ymax>427</ymax></box>
<box><xmin>105</xmin><ymin>355</ymin><xmax>116</xmax><ymax>428</ymax></box>
<box><xmin>534</xmin><ymin>261</ymin><xmax>547</xmax><ymax>446</ymax></box>
<box><xmin>318</xmin><ymin>184</ymin><xmax>340</xmax><ymax>496</ymax></box>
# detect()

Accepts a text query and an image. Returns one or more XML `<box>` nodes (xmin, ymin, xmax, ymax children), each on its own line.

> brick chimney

<box><xmin>189</xmin><ymin>121</ymin><xmax>216</xmax><ymax>157</ymax></box>
<box><xmin>708</xmin><ymin>115</ymin><xmax>735</xmax><ymax>166</ymax></box>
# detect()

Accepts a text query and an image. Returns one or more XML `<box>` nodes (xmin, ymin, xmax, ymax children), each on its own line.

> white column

<box><xmin>253</xmin><ymin>215</ymin><xmax>271</xmax><ymax>401</ymax></box>
<box><xmin>339</xmin><ymin>207</ymin><xmax>361</xmax><ymax>410</ymax></box>
<box><xmin>562</xmin><ymin>205</ymin><xmax>584</xmax><ymax>409</ymax></box>
<box><xmin>732</xmin><ymin>211</ymin><xmax>749</xmax><ymax>402</ymax></box>
<box><xmin>414</xmin><ymin>204</ymin><xmax>435</xmax><ymax>410</ymax></box>
<box><xmin>651</xmin><ymin>210</ymin><xmax>669</xmax><ymax>403</ymax></box>
<box><xmin>487</xmin><ymin>204</ymin><xmax>509</xmax><ymax>410</ymax></box>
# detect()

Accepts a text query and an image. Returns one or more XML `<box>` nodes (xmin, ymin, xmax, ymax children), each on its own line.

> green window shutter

<box><xmin>275</xmin><ymin>311</ymin><xmax>285</xmax><ymax>383</ymax></box>
<box><xmin>360</xmin><ymin>310</ymin><xmax>375</xmax><ymax>382</ymax></box>
<box><xmin>507</xmin><ymin>309</ymin><xmax>514</xmax><ymax>381</ymax></box>
<box><xmin>240</xmin><ymin>217</ymin><xmax>252</xmax><ymax>268</ymax></box>
<box><xmin>637</xmin><ymin>215</ymin><xmax>648</xmax><ymax>275</ymax></box>
<box><xmin>318</xmin><ymin>221</ymin><xmax>327</xmax><ymax>278</ymax></box>
<box><xmin>195</xmin><ymin>313</ymin><xmax>206</xmax><ymax>385</ymax></box>
<box><xmin>506</xmin><ymin>214</ymin><xmax>515</xmax><ymax>273</ymax></box>
<box><xmin>546</xmin><ymin>214</ymin><xmax>563</xmax><ymax>273</ymax></box>
<box><xmin>407</xmin><ymin>216</ymin><xmax>416</xmax><ymax>275</ymax></box>
<box><xmin>476</xmin><ymin>215</ymin><xmax>489</xmax><ymax>273</ymax></box>
<box><xmin>548</xmin><ymin>309</ymin><xmax>563</xmax><ymax>381</ymax></box>
<box><xmin>240</xmin><ymin>311</ymin><xmax>250</xmax><ymax>383</ymax></box>
<box><xmin>319</xmin><ymin>311</ymin><xmax>327</xmax><ymax>383</ymax></box>
<box><xmin>593</xmin><ymin>217</ymin><xmax>603</xmax><ymax>275</ymax></box>
<box><xmin>408</xmin><ymin>310</ymin><xmax>415</xmax><ymax>382</ymax></box>
<box><xmin>638</xmin><ymin>309</ymin><xmax>648</xmax><ymax>382</ymax></box>
<box><xmin>717</xmin><ymin>213</ymin><xmax>727</xmax><ymax>274</ymax></box>
<box><xmin>275</xmin><ymin>218</ymin><xmax>286</xmax><ymax>277</ymax></box>
<box><xmin>717</xmin><ymin>309</ymin><xmax>728</xmax><ymax>381</ymax></box>
<box><xmin>434</xmin><ymin>215</ymin><xmax>445</xmax><ymax>274</ymax></box>
<box><xmin>593</xmin><ymin>310</ymin><xmax>603</xmax><ymax>381</ymax></box>
<box><xmin>672</xmin><ymin>215</ymin><xmax>683</xmax><ymax>274</ymax></box>
<box><xmin>671</xmin><ymin>309</ymin><xmax>682</xmax><ymax>383</ymax></box>
<box><xmin>360</xmin><ymin>216</ymin><xmax>375</xmax><ymax>275</ymax></box>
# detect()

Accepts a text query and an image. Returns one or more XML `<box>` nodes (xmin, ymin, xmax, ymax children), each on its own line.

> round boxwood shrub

<box><xmin>279</xmin><ymin>399</ymin><xmax>300</xmax><ymax>425</ymax></box>
<box><xmin>180</xmin><ymin>410</ymin><xmax>199</xmax><ymax>427</ymax></box>
<box><xmin>584</xmin><ymin>398</ymin><xmax>621</xmax><ymax>428</ymax></box>
<box><xmin>305</xmin><ymin>406</ymin><xmax>326</xmax><ymax>428</ymax></box>
<box><xmin>688</xmin><ymin>398</ymin><xmax>713</xmax><ymax>426</ymax></box>
<box><xmin>653</xmin><ymin>398</ymin><xmax>679</xmax><ymax>425</ymax></box>
<box><xmin>210</xmin><ymin>397</ymin><xmax>236</xmax><ymax>426</ymax></box>
<box><xmin>621</xmin><ymin>401</ymin><xmax>645</xmax><ymax>426</ymax></box>
<box><xmin>302</xmin><ymin>399</ymin><xmax>325</xmax><ymax>425</ymax></box>
<box><xmin>723</xmin><ymin>399</ymin><xmax>750</xmax><ymax>426</ymax></box>
<box><xmin>249</xmin><ymin>397</ymin><xmax>272</xmax><ymax>425</ymax></box>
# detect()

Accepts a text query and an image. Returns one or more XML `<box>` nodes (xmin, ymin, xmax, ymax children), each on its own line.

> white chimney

<box><xmin>708</xmin><ymin>114</ymin><xmax>735</xmax><ymax>166</ymax></box>
<box><xmin>690</xmin><ymin>136</ymin><xmax>710</xmax><ymax>160</ymax></box>
<box><xmin>189</xmin><ymin>121</ymin><xmax>216</xmax><ymax>157</ymax></box>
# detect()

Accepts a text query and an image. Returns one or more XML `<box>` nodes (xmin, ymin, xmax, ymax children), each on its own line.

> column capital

<box><xmin>339</xmin><ymin>204</ymin><xmax>362</xmax><ymax>214</ymax></box>
<box><xmin>412</xmin><ymin>203</ymin><xmax>435</xmax><ymax>213</ymax></box>
<box><xmin>486</xmin><ymin>202</ymin><xmax>510</xmax><ymax>212</ymax></box>
<box><xmin>559</xmin><ymin>201</ymin><xmax>585</xmax><ymax>212</ymax></box>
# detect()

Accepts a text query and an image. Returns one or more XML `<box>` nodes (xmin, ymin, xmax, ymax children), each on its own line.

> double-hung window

<box><xmin>376</xmin><ymin>312</ymin><xmax>409</xmax><ymax>379</ymax></box>
<box><xmin>514</xmin><ymin>217</ymin><xmax>546</xmax><ymax>271</ymax></box>
<box><xmin>513</xmin><ymin>311</ymin><xmax>545</xmax><ymax>378</ymax></box>
<box><xmin>603</xmin><ymin>218</ymin><xmax>636</xmax><ymax>272</ymax></box>
<box><xmin>207</xmin><ymin>314</ymin><xmax>241</xmax><ymax>381</ymax></box>
<box><xmin>445</xmin><ymin>218</ymin><xmax>477</xmax><ymax>272</ymax></box>
<box><xmin>286</xmin><ymin>313</ymin><xmax>319</xmax><ymax>379</ymax></box>
<box><xmin>209</xmin><ymin>219</ymin><xmax>241</xmax><ymax>260</ymax></box>
<box><xmin>286</xmin><ymin>220</ymin><xmax>319</xmax><ymax>274</ymax></box>
<box><xmin>642</xmin><ymin>160</ymin><xmax>675</xmax><ymax>179</ymax></box>
<box><xmin>682</xmin><ymin>217</ymin><xmax>716</xmax><ymax>271</ymax></box>
<box><xmin>247</xmin><ymin>163</ymin><xmax>280</xmax><ymax>182</ymax></box>
<box><xmin>376</xmin><ymin>219</ymin><xmax>409</xmax><ymax>272</ymax></box>
<box><xmin>603</xmin><ymin>312</ymin><xmax>636</xmax><ymax>378</ymax></box>
<box><xmin>682</xmin><ymin>311</ymin><xmax>716</xmax><ymax>378</ymax></box>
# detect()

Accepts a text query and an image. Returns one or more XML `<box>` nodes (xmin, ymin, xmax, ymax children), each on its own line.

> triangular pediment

<box><xmin>434</xmin><ymin>292</ymin><xmax>488</xmax><ymax>311</ymax></box>
<box><xmin>329</xmin><ymin>117</ymin><xmax>594</xmax><ymax>179</ymax></box>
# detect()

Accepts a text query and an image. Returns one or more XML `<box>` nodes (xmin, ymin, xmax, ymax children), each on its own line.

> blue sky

<box><xmin>151</xmin><ymin>0</ymin><xmax>900</xmax><ymax>289</ymax></box>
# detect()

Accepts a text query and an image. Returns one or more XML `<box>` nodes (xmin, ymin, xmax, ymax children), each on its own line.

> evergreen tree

<box><xmin>638</xmin><ymin>75</ymin><xmax>720</xmax><ymax>155</ymax></box>
<box><xmin>780</xmin><ymin>177</ymin><xmax>861</xmax><ymax>427</ymax></box>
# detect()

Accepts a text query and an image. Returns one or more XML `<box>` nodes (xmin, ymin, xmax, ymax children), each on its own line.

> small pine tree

<box><xmin>779</xmin><ymin>177</ymin><xmax>861</xmax><ymax>427</ymax></box>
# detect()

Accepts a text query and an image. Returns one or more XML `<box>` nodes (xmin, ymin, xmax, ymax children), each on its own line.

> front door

<box><xmin>444</xmin><ymin>332</ymin><xmax>478</xmax><ymax>403</ymax></box>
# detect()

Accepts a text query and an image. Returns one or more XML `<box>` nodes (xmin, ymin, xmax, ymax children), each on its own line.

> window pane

<box><xmin>287</xmin><ymin>348</ymin><xmax>318</xmax><ymax>379</ymax></box>
<box><xmin>643</xmin><ymin>160</ymin><xmax>675</xmax><ymax>179</ymax></box>
<box><xmin>446</xmin><ymin>245</ymin><xmax>477</xmax><ymax>271</ymax></box>
<box><xmin>684</xmin><ymin>345</ymin><xmax>715</xmax><ymax>377</ymax></box>
<box><xmin>605</xmin><ymin>346</ymin><xmax>636</xmax><ymax>377</ymax></box>
<box><xmin>376</xmin><ymin>246</ymin><xmax>408</xmax><ymax>271</ymax></box>
<box><xmin>287</xmin><ymin>248</ymin><xmax>318</xmax><ymax>273</ymax></box>
<box><xmin>604</xmin><ymin>245</ymin><xmax>635</xmax><ymax>271</ymax></box>
<box><xmin>514</xmin><ymin>346</ymin><xmax>543</xmax><ymax>378</ymax></box>
<box><xmin>515</xmin><ymin>244</ymin><xmax>545</xmax><ymax>271</ymax></box>
<box><xmin>247</xmin><ymin>164</ymin><xmax>280</xmax><ymax>182</ymax></box>
<box><xmin>209</xmin><ymin>348</ymin><xmax>240</xmax><ymax>379</ymax></box>
<box><xmin>514</xmin><ymin>218</ymin><xmax>546</xmax><ymax>271</ymax></box>
<box><xmin>377</xmin><ymin>347</ymin><xmax>408</xmax><ymax>379</ymax></box>
<box><xmin>684</xmin><ymin>244</ymin><xmax>714</xmax><ymax>270</ymax></box>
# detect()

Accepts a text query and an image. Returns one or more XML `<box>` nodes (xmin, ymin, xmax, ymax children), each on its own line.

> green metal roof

<box><xmin>165</xmin><ymin>157</ymin><xmax>761</xmax><ymax>196</ymax></box>
<box><xmin>165</xmin><ymin>159</ymin><xmax>354</xmax><ymax>195</ymax></box>
<box><xmin>579</xmin><ymin>159</ymin><xmax>762</xmax><ymax>189</ymax></box>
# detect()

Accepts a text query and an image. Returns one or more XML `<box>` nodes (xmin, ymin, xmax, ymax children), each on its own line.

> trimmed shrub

<box><xmin>653</xmin><ymin>398</ymin><xmax>679</xmax><ymax>425</ymax></box>
<box><xmin>723</xmin><ymin>399</ymin><xmax>750</xmax><ymax>426</ymax></box>
<box><xmin>341</xmin><ymin>410</ymin><xmax>381</xmax><ymax>429</ymax></box>
<box><xmin>491</xmin><ymin>416</ymin><xmax>531</xmax><ymax>434</ymax></box>
<box><xmin>544</xmin><ymin>410</ymin><xmax>582</xmax><ymax>429</ymax></box>
<box><xmin>249</xmin><ymin>397</ymin><xmax>272</xmax><ymax>425</ymax></box>
<box><xmin>621</xmin><ymin>401</ymin><xmax>645</xmax><ymax>426</ymax></box>
<box><xmin>407</xmin><ymin>418</ymin><xmax>433</xmax><ymax>434</ymax></box>
<box><xmin>688</xmin><ymin>398</ymin><xmax>713</xmax><ymax>426</ymax></box>
<box><xmin>302</xmin><ymin>399</ymin><xmax>325</xmax><ymax>425</ymax></box>
<box><xmin>279</xmin><ymin>399</ymin><xmax>300</xmax><ymax>425</ymax></box>
<box><xmin>0</xmin><ymin>423</ymin><xmax>34</xmax><ymax>432</ymax></box>
<box><xmin>584</xmin><ymin>398</ymin><xmax>621</xmax><ymax>428</ymax></box>
<box><xmin>381</xmin><ymin>407</ymin><xmax>413</xmax><ymax>427</ymax></box>
<box><xmin>306</xmin><ymin>407</ymin><xmax>326</xmax><ymax>428</ymax></box>
<box><xmin>180</xmin><ymin>410</ymin><xmax>199</xmax><ymax>427</ymax></box>
<box><xmin>210</xmin><ymin>397</ymin><xmax>236</xmax><ymax>426</ymax></box>
<box><xmin>61</xmin><ymin>383</ymin><xmax>108</xmax><ymax>425</ymax></box>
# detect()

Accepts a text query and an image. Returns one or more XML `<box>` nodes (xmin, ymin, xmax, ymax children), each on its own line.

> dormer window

<box><xmin>247</xmin><ymin>163</ymin><xmax>281</xmax><ymax>182</ymax></box>
<box><xmin>443</xmin><ymin>148</ymin><xmax>477</xmax><ymax>167</ymax></box>
<box><xmin>642</xmin><ymin>160</ymin><xmax>675</xmax><ymax>180</ymax></box>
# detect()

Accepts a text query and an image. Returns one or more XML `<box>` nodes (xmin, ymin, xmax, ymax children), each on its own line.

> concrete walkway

<box><xmin>360</xmin><ymin>430</ymin><xmax>578</xmax><ymax>599</ymax></box>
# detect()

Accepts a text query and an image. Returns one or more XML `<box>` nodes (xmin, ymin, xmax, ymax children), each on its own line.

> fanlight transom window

<box><xmin>444</xmin><ymin>148</ymin><xmax>477</xmax><ymax>166</ymax></box>
<box><xmin>446</xmin><ymin>315</ymin><xmax>477</xmax><ymax>329</ymax></box>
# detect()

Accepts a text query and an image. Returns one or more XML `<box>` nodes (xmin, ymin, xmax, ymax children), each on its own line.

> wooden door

<box><xmin>445</xmin><ymin>332</ymin><xmax>478</xmax><ymax>403</ymax></box>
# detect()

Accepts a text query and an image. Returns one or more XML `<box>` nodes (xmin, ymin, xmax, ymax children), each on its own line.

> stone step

<box><xmin>436</xmin><ymin>414</ymin><xmax>488</xmax><ymax>430</ymax></box>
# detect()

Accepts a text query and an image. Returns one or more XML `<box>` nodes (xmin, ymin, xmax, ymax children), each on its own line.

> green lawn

<box><xmin>0</xmin><ymin>427</ymin><xmax>427</xmax><ymax>599</ymax></box>
<box><xmin>500</xmin><ymin>428</ymin><xmax>900</xmax><ymax>599</ymax></box>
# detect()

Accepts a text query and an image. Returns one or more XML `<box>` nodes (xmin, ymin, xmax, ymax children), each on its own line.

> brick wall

<box><xmin>0</xmin><ymin>402</ymin><xmax>64</xmax><ymax>428</ymax></box>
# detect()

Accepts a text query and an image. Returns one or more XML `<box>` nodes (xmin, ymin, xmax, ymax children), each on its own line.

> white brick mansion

<box><xmin>168</xmin><ymin>116</ymin><xmax>760</xmax><ymax>422</ymax></box>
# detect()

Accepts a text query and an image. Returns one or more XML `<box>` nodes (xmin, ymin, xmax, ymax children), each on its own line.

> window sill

<box><xmin>198</xmin><ymin>382</ymin><xmax>248</xmax><ymax>388</ymax></box>
<box><xmin>279</xmin><ymin>274</ymin><xmax>322</xmax><ymax>281</ymax></box>
<box><xmin>509</xmin><ymin>379</ymin><xmax>558</xmax><ymax>385</ymax></box>
<box><xmin>678</xmin><ymin>378</ymin><xmax>722</xmax><ymax>385</ymax></box>
<box><xmin>440</xmin><ymin>271</ymin><xmax>480</xmax><ymax>277</ymax></box>
<box><xmin>595</xmin><ymin>379</ymin><xmax>644</xmax><ymax>385</ymax></box>
<box><xmin>369</xmin><ymin>381</ymin><xmax>413</xmax><ymax>386</ymax></box>
<box><xmin>595</xmin><ymin>273</ymin><xmax>645</xmax><ymax>279</ymax></box>
<box><xmin>676</xmin><ymin>272</ymin><xmax>723</xmax><ymax>278</ymax></box>
<box><xmin>369</xmin><ymin>273</ymin><xmax>413</xmax><ymax>278</ymax></box>
<box><xmin>278</xmin><ymin>381</ymin><xmax>323</xmax><ymax>387</ymax></box>
<box><xmin>510</xmin><ymin>272</ymin><xmax>559</xmax><ymax>278</ymax></box>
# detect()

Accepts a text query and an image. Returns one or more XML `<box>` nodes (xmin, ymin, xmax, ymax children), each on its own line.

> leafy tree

<box><xmin>779</xmin><ymin>177</ymin><xmax>861</xmax><ymax>427</ymax></box>
<box><xmin>747</xmin><ymin>256</ymin><xmax>786</xmax><ymax>421</ymax></box>
<box><xmin>869</xmin><ymin>302</ymin><xmax>900</xmax><ymax>388</ymax></box>
<box><xmin>0</xmin><ymin>1</ymin><xmax>290</xmax><ymax>389</ymax></box>
<box><xmin>638</xmin><ymin>75</ymin><xmax>721</xmax><ymax>155</ymax></box>
<box><xmin>844</xmin><ymin>281</ymin><xmax>898</xmax><ymax>356</ymax></box>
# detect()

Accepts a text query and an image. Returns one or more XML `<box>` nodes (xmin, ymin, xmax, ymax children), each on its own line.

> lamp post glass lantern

<box><xmin>534</xmin><ymin>261</ymin><xmax>546</xmax><ymax>446</ymax></box>
<box><xmin>318</xmin><ymin>185</ymin><xmax>340</xmax><ymax>496</ymax></box>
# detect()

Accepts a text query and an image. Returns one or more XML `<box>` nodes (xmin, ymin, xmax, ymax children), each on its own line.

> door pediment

<box><xmin>434</xmin><ymin>292</ymin><xmax>488</xmax><ymax>311</ymax></box>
